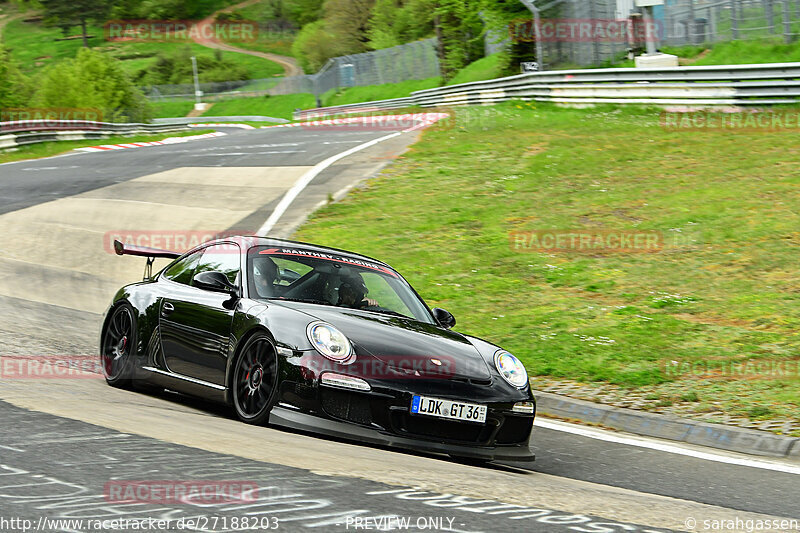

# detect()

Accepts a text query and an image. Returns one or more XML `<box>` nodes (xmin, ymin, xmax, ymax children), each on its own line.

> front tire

<box><xmin>232</xmin><ymin>333</ymin><xmax>279</xmax><ymax>425</ymax></box>
<box><xmin>101</xmin><ymin>303</ymin><xmax>136</xmax><ymax>388</ymax></box>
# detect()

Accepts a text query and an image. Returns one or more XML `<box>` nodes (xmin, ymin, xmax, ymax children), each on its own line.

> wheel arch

<box><xmin>224</xmin><ymin>325</ymin><xmax>277</xmax><ymax>404</ymax></box>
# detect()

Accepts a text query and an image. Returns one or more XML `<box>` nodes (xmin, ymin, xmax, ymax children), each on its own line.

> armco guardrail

<box><xmin>0</xmin><ymin>120</ymin><xmax>190</xmax><ymax>151</ymax></box>
<box><xmin>152</xmin><ymin>116</ymin><xmax>290</xmax><ymax>125</ymax></box>
<box><xmin>294</xmin><ymin>62</ymin><xmax>800</xmax><ymax>120</ymax></box>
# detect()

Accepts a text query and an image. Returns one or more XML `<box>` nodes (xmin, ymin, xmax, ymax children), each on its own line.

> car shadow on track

<box><xmin>135</xmin><ymin>383</ymin><xmax>535</xmax><ymax>475</ymax></box>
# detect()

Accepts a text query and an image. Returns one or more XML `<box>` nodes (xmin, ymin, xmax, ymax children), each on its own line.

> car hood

<box><xmin>276</xmin><ymin>302</ymin><xmax>492</xmax><ymax>380</ymax></box>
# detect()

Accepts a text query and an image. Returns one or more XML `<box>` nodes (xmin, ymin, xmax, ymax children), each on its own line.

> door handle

<box><xmin>162</xmin><ymin>302</ymin><xmax>175</xmax><ymax>317</ymax></box>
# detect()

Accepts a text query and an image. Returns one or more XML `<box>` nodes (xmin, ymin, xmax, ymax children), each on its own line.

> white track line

<box><xmin>256</xmin><ymin>132</ymin><xmax>402</xmax><ymax>236</ymax></box>
<box><xmin>535</xmin><ymin>418</ymin><xmax>800</xmax><ymax>475</ymax></box>
<box><xmin>256</xmin><ymin>114</ymin><xmax>450</xmax><ymax>235</ymax></box>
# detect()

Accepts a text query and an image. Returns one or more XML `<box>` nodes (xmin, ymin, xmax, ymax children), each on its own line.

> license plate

<box><xmin>410</xmin><ymin>395</ymin><xmax>487</xmax><ymax>424</ymax></box>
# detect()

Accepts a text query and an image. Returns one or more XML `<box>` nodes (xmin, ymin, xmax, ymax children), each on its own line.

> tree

<box><xmin>40</xmin><ymin>0</ymin><xmax>114</xmax><ymax>47</ymax></box>
<box><xmin>292</xmin><ymin>19</ymin><xmax>340</xmax><ymax>72</ymax></box>
<box><xmin>324</xmin><ymin>0</ymin><xmax>376</xmax><ymax>54</ymax></box>
<box><xmin>283</xmin><ymin>0</ymin><xmax>325</xmax><ymax>27</ymax></box>
<box><xmin>426</xmin><ymin>0</ymin><xmax>484</xmax><ymax>81</ymax></box>
<box><xmin>367</xmin><ymin>0</ymin><xmax>432</xmax><ymax>49</ymax></box>
<box><xmin>32</xmin><ymin>48</ymin><xmax>151</xmax><ymax>122</ymax></box>
<box><xmin>0</xmin><ymin>45</ymin><xmax>32</xmax><ymax>109</ymax></box>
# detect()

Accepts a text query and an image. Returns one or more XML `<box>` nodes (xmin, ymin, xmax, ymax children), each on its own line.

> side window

<box><xmin>193</xmin><ymin>243</ymin><xmax>241</xmax><ymax>286</ymax></box>
<box><xmin>162</xmin><ymin>251</ymin><xmax>202</xmax><ymax>285</ymax></box>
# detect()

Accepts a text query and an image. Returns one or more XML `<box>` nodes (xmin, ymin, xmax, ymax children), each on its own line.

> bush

<box><xmin>31</xmin><ymin>48</ymin><xmax>151</xmax><ymax>122</ymax></box>
<box><xmin>134</xmin><ymin>46</ymin><xmax>249</xmax><ymax>85</ymax></box>
<box><xmin>292</xmin><ymin>20</ymin><xmax>339</xmax><ymax>72</ymax></box>
<box><xmin>0</xmin><ymin>44</ymin><xmax>32</xmax><ymax>108</ymax></box>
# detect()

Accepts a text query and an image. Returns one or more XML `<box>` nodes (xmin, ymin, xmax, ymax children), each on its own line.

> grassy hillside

<box><xmin>447</xmin><ymin>54</ymin><xmax>505</xmax><ymax>85</ymax></box>
<box><xmin>321</xmin><ymin>78</ymin><xmax>441</xmax><ymax>106</ymax></box>
<box><xmin>2</xmin><ymin>17</ymin><xmax>283</xmax><ymax>80</ymax></box>
<box><xmin>151</xmin><ymin>100</ymin><xmax>197</xmax><ymax>118</ymax></box>
<box><xmin>665</xmin><ymin>38</ymin><xmax>800</xmax><ymax>65</ymax></box>
<box><xmin>293</xmin><ymin>103</ymin><xmax>800</xmax><ymax>431</ymax></box>
<box><xmin>201</xmin><ymin>93</ymin><xmax>316</xmax><ymax>120</ymax></box>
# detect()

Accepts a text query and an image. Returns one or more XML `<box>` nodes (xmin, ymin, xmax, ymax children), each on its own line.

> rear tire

<box><xmin>232</xmin><ymin>333</ymin><xmax>279</xmax><ymax>425</ymax></box>
<box><xmin>101</xmin><ymin>303</ymin><xmax>136</xmax><ymax>388</ymax></box>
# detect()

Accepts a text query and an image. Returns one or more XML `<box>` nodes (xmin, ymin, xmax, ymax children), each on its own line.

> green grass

<box><xmin>2</xmin><ymin>18</ymin><xmax>284</xmax><ymax>80</ymax></box>
<box><xmin>200</xmin><ymin>93</ymin><xmax>316</xmax><ymax>120</ymax></box>
<box><xmin>193</xmin><ymin>78</ymin><xmax>441</xmax><ymax>120</ymax></box>
<box><xmin>109</xmin><ymin>42</ymin><xmax>285</xmax><ymax>80</ymax></box>
<box><xmin>293</xmin><ymin>102</ymin><xmax>800</xmax><ymax>426</ymax></box>
<box><xmin>321</xmin><ymin>78</ymin><xmax>442</xmax><ymax>106</ymax></box>
<box><xmin>0</xmin><ymin>130</ymin><xmax>214</xmax><ymax>165</ymax></box>
<box><xmin>448</xmin><ymin>54</ymin><xmax>505</xmax><ymax>85</ymax></box>
<box><xmin>668</xmin><ymin>38</ymin><xmax>800</xmax><ymax>65</ymax></box>
<box><xmin>151</xmin><ymin>101</ymin><xmax>197</xmax><ymax>118</ymax></box>
<box><xmin>2</xmin><ymin>19</ymin><xmax>105</xmax><ymax>75</ymax></box>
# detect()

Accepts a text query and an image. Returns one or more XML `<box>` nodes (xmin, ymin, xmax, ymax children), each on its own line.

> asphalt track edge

<box><xmin>534</xmin><ymin>390</ymin><xmax>800</xmax><ymax>461</ymax></box>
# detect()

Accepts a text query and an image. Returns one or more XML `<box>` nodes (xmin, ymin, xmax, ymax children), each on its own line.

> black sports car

<box><xmin>101</xmin><ymin>236</ymin><xmax>536</xmax><ymax>462</ymax></box>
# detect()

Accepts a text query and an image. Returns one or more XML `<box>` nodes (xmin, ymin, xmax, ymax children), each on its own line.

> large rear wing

<box><xmin>113</xmin><ymin>239</ymin><xmax>182</xmax><ymax>280</ymax></box>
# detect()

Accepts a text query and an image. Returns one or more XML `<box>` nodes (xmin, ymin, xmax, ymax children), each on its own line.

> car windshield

<box><xmin>247</xmin><ymin>246</ymin><xmax>434</xmax><ymax>323</ymax></box>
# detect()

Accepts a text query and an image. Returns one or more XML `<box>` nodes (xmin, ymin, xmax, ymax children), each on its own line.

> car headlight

<box><xmin>306</xmin><ymin>321</ymin><xmax>353</xmax><ymax>363</ymax></box>
<box><xmin>494</xmin><ymin>350</ymin><xmax>528</xmax><ymax>388</ymax></box>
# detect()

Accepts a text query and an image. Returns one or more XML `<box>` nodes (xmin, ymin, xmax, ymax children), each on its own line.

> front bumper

<box><xmin>272</xmin><ymin>377</ymin><xmax>536</xmax><ymax>462</ymax></box>
<box><xmin>269</xmin><ymin>405</ymin><xmax>534</xmax><ymax>462</ymax></box>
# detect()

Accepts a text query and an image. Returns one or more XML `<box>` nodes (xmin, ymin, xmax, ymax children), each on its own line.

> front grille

<box><xmin>393</xmin><ymin>412</ymin><xmax>492</xmax><ymax>444</ymax></box>
<box><xmin>495</xmin><ymin>416</ymin><xmax>533</xmax><ymax>444</ymax></box>
<box><xmin>320</xmin><ymin>388</ymin><xmax>372</xmax><ymax>426</ymax></box>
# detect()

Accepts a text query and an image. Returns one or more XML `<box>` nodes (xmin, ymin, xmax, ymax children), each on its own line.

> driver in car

<box><xmin>252</xmin><ymin>256</ymin><xmax>280</xmax><ymax>298</ymax></box>
<box><xmin>337</xmin><ymin>275</ymin><xmax>379</xmax><ymax>309</ymax></box>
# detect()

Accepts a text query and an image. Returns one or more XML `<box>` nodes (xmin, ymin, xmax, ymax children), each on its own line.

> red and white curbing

<box><xmin>261</xmin><ymin>112</ymin><xmax>450</xmax><ymax>133</ymax></box>
<box><xmin>75</xmin><ymin>131</ymin><xmax>227</xmax><ymax>152</ymax></box>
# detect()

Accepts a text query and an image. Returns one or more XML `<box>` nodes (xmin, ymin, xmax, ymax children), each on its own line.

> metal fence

<box><xmin>310</xmin><ymin>38</ymin><xmax>440</xmax><ymax>95</ymax></box>
<box><xmin>516</xmin><ymin>0</ymin><xmax>800</xmax><ymax>68</ymax></box>
<box><xmin>534</xmin><ymin>0</ymin><xmax>630</xmax><ymax>68</ymax></box>
<box><xmin>143</xmin><ymin>38</ymin><xmax>440</xmax><ymax>102</ymax></box>
<box><xmin>658</xmin><ymin>0</ymin><xmax>800</xmax><ymax>45</ymax></box>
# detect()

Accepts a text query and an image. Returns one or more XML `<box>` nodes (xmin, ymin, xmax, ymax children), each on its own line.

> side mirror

<box><xmin>432</xmin><ymin>308</ymin><xmax>456</xmax><ymax>329</ymax></box>
<box><xmin>194</xmin><ymin>271</ymin><xmax>238</xmax><ymax>296</ymax></box>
